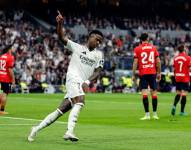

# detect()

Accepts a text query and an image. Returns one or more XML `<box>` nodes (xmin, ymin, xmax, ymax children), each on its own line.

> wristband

<box><xmin>84</xmin><ymin>80</ymin><xmax>90</xmax><ymax>85</ymax></box>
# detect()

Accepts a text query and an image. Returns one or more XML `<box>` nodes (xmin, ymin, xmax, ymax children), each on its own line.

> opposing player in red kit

<box><xmin>171</xmin><ymin>45</ymin><xmax>191</xmax><ymax>116</ymax></box>
<box><xmin>0</xmin><ymin>44</ymin><xmax>15</xmax><ymax>115</ymax></box>
<box><xmin>132</xmin><ymin>33</ymin><xmax>161</xmax><ymax>120</ymax></box>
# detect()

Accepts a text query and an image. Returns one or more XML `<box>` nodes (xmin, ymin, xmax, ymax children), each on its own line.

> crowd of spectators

<box><xmin>1</xmin><ymin>10</ymin><xmax>191</xmax><ymax>93</ymax></box>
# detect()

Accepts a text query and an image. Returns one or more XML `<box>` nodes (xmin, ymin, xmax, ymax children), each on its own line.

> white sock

<box><xmin>153</xmin><ymin>112</ymin><xmax>157</xmax><ymax>116</ymax></box>
<box><xmin>67</xmin><ymin>103</ymin><xmax>83</xmax><ymax>134</ymax></box>
<box><xmin>146</xmin><ymin>112</ymin><xmax>150</xmax><ymax>117</ymax></box>
<box><xmin>35</xmin><ymin>109</ymin><xmax>62</xmax><ymax>131</ymax></box>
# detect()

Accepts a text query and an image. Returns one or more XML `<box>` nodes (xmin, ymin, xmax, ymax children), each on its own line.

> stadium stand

<box><xmin>1</xmin><ymin>0</ymin><xmax>191</xmax><ymax>93</ymax></box>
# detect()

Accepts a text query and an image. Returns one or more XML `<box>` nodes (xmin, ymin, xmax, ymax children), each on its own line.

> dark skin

<box><xmin>56</xmin><ymin>11</ymin><xmax>103</xmax><ymax>111</ymax></box>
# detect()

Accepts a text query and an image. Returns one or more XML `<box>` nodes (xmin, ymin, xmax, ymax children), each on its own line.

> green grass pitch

<box><xmin>0</xmin><ymin>93</ymin><xmax>191</xmax><ymax>150</ymax></box>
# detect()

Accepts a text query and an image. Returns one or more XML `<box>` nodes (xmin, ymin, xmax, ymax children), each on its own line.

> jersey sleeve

<box><xmin>188</xmin><ymin>56</ymin><xmax>191</xmax><ymax>67</ymax></box>
<box><xmin>95</xmin><ymin>51</ymin><xmax>104</xmax><ymax>68</ymax></box>
<box><xmin>65</xmin><ymin>39</ymin><xmax>82</xmax><ymax>53</ymax></box>
<box><xmin>7</xmin><ymin>56</ymin><xmax>14</xmax><ymax>68</ymax></box>
<box><xmin>154</xmin><ymin>47</ymin><xmax>159</xmax><ymax>58</ymax></box>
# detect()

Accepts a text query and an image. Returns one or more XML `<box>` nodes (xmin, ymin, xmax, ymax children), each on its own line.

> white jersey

<box><xmin>65</xmin><ymin>40</ymin><xmax>104</xmax><ymax>82</ymax></box>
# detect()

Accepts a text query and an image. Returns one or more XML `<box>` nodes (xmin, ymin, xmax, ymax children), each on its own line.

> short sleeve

<box><xmin>154</xmin><ymin>47</ymin><xmax>159</xmax><ymax>58</ymax></box>
<box><xmin>7</xmin><ymin>56</ymin><xmax>14</xmax><ymax>68</ymax></box>
<box><xmin>95</xmin><ymin>51</ymin><xmax>104</xmax><ymax>68</ymax></box>
<box><xmin>65</xmin><ymin>39</ymin><xmax>82</xmax><ymax>53</ymax></box>
<box><xmin>188</xmin><ymin>56</ymin><xmax>191</xmax><ymax>67</ymax></box>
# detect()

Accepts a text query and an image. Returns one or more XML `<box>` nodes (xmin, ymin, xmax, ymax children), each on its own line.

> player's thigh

<box><xmin>0</xmin><ymin>82</ymin><xmax>11</xmax><ymax>95</ymax></box>
<box><xmin>139</xmin><ymin>75</ymin><xmax>149</xmax><ymax>90</ymax></box>
<box><xmin>148</xmin><ymin>74</ymin><xmax>157</xmax><ymax>91</ymax></box>
<box><xmin>176</xmin><ymin>82</ymin><xmax>189</xmax><ymax>92</ymax></box>
<box><xmin>181</xmin><ymin>82</ymin><xmax>189</xmax><ymax>96</ymax></box>
<box><xmin>176</xmin><ymin>90</ymin><xmax>181</xmax><ymax>95</ymax></box>
<box><xmin>72</xmin><ymin>95</ymin><xmax>85</xmax><ymax>104</ymax></box>
<box><xmin>141</xmin><ymin>89</ymin><xmax>148</xmax><ymax>96</ymax></box>
<box><xmin>176</xmin><ymin>82</ymin><xmax>182</xmax><ymax>91</ymax></box>
<box><xmin>150</xmin><ymin>89</ymin><xmax>157</xmax><ymax>96</ymax></box>
<box><xmin>65</xmin><ymin>81</ymin><xmax>85</xmax><ymax>99</ymax></box>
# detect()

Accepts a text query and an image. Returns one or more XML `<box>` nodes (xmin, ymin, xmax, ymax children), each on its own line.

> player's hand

<box><xmin>132</xmin><ymin>75</ymin><xmax>136</xmax><ymax>82</ymax></box>
<box><xmin>11</xmin><ymin>83</ymin><xmax>16</xmax><ymax>89</ymax></box>
<box><xmin>157</xmin><ymin>73</ymin><xmax>161</xmax><ymax>82</ymax></box>
<box><xmin>82</xmin><ymin>82</ymin><xmax>89</xmax><ymax>93</ymax></box>
<box><xmin>56</xmin><ymin>10</ymin><xmax>64</xmax><ymax>24</ymax></box>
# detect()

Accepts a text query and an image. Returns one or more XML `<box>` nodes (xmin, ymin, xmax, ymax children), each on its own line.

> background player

<box><xmin>28</xmin><ymin>11</ymin><xmax>104</xmax><ymax>142</ymax></box>
<box><xmin>132</xmin><ymin>33</ymin><xmax>161</xmax><ymax>120</ymax></box>
<box><xmin>0</xmin><ymin>44</ymin><xmax>15</xmax><ymax>115</ymax></box>
<box><xmin>171</xmin><ymin>45</ymin><xmax>191</xmax><ymax>116</ymax></box>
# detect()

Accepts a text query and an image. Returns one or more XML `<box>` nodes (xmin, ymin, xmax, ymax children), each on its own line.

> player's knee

<box><xmin>75</xmin><ymin>102</ymin><xmax>84</xmax><ymax>107</ymax></box>
<box><xmin>181</xmin><ymin>93</ymin><xmax>187</xmax><ymax>97</ymax></box>
<box><xmin>72</xmin><ymin>96</ymin><xmax>85</xmax><ymax>105</ymax></box>
<box><xmin>181</xmin><ymin>90</ymin><xmax>187</xmax><ymax>96</ymax></box>
<box><xmin>58</xmin><ymin>98</ymin><xmax>72</xmax><ymax>114</ymax></box>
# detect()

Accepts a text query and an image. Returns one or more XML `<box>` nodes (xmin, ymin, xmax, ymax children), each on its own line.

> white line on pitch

<box><xmin>0</xmin><ymin>124</ymin><xmax>35</xmax><ymax>126</ymax></box>
<box><xmin>0</xmin><ymin>116</ymin><xmax>66</xmax><ymax>124</ymax></box>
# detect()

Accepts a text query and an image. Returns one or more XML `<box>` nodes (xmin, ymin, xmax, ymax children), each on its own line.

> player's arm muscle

<box><xmin>132</xmin><ymin>58</ymin><xmax>138</xmax><ymax>76</ymax></box>
<box><xmin>8</xmin><ymin>67</ymin><xmax>15</xmax><ymax>84</ymax></box>
<box><xmin>156</xmin><ymin>57</ymin><xmax>161</xmax><ymax>75</ymax></box>
<box><xmin>88</xmin><ymin>67</ymin><xmax>102</xmax><ymax>82</ymax></box>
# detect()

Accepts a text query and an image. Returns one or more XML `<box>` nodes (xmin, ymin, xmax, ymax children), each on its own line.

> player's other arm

<box><xmin>8</xmin><ymin>67</ymin><xmax>15</xmax><ymax>86</ymax></box>
<box><xmin>188</xmin><ymin>57</ymin><xmax>191</xmax><ymax>72</ymax></box>
<box><xmin>82</xmin><ymin>67</ymin><xmax>102</xmax><ymax>92</ymax></box>
<box><xmin>156</xmin><ymin>57</ymin><xmax>161</xmax><ymax>81</ymax></box>
<box><xmin>56</xmin><ymin>11</ymin><xmax>68</xmax><ymax>45</ymax></box>
<box><xmin>88</xmin><ymin>67</ymin><xmax>102</xmax><ymax>82</ymax></box>
<box><xmin>132</xmin><ymin>58</ymin><xmax>138</xmax><ymax>82</ymax></box>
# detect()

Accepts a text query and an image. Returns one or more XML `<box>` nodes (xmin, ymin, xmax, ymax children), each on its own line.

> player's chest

<box><xmin>74</xmin><ymin>50</ymin><xmax>97</xmax><ymax>67</ymax></box>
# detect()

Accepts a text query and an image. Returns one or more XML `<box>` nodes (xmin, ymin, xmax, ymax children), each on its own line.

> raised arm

<box><xmin>56</xmin><ymin>10</ymin><xmax>68</xmax><ymax>45</ymax></box>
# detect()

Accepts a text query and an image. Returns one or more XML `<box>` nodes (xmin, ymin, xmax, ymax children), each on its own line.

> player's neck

<box><xmin>85</xmin><ymin>44</ymin><xmax>94</xmax><ymax>51</ymax></box>
<box><xmin>7</xmin><ymin>50</ymin><xmax>12</xmax><ymax>54</ymax></box>
<box><xmin>142</xmin><ymin>41</ymin><xmax>149</xmax><ymax>44</ymax></box>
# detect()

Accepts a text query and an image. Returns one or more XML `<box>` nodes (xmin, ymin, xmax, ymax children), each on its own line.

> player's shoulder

<box><xmin>0</xmin><ymin>53</ymin><xmax>8</xmax><ymax>58</ymax></box>
<box><xmin>94</xmin><ymin>49</ymin><xmax>104</xmax><ymax>59</ymax></box>
<box><xmin>134</xmin><ymin>45</ymin><xmax>141</xmax><ymax>52</ymax></box>
<box><xmin>186</xmin><ymin>55</ymin><xmax>191</xmax><ymax>61</ymax></box>
<box><xmin>67</xmin><ymin>39</ymin><xmax>83</xmax><ymax>48</ymax></box>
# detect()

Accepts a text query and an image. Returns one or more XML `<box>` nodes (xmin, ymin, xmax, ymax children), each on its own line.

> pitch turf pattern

<box><xmin>0</xmin><ymin>93</ymin><xmax>191</xmax><ymax>150</ymax></box>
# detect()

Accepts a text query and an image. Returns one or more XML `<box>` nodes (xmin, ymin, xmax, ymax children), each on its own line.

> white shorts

<box><xmin>64</xmin><ymin>79</ymin><xmax>85</xmax><ymax>99</ymax></box>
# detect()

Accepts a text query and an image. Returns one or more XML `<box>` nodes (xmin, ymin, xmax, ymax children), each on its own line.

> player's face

<box><xmin>88</xmin><ymin>34</ymin><xmax>103</xmax><ymax>50</ymax></box>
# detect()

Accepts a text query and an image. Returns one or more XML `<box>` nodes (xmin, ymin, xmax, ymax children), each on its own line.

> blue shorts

<box><xmin>0</xmin><ymin>82</ymin><xmax>12</xmax><ymax>94</ymax></box>
<box><xmin>139</xmin><ymin>74</ymin><xmax>157</xmax><ymax>90</ymax></box>
<box><xmin>176</xmin><ymin>82</ymin><xmax>189</xmax><ymax>91</ymax></box>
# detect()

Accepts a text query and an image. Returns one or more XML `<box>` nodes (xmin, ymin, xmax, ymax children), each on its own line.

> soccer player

<box><xmin>0</xmin><ymin>44</ymin><xmax>15</xmax><ymax>115</ymax></box>
<box><xmin>28</xmin><ymin>11</ymin><xmax>104</xmax><ymax>142</ymax></box>
<box><xmin>171</xmin><ymin>45</ymin><xmax>191</xmax><ymax>116</ymax></box>
<box><xmin>132</xmin><ymin>33</ymin><xmax>161</xmax><ymax>120</ymax></box>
